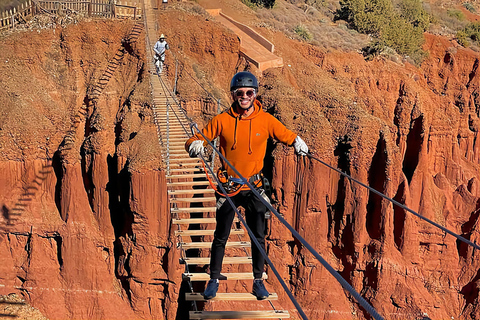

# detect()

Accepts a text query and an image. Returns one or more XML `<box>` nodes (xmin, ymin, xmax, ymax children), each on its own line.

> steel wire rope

<box><xmin>189</xmin><ymin>123</ymin><xmax>384</xmax><ymax>320</ymax></box>
<box><xmin>154</xmin><ymin>29</ymin><xmax>382</xmax><ymax>319</ymax></box>
<box><xmin>141</xmin><ymin>6</ymin><xmax>199</xmax><ymax>312</ymax></box>
<box><xmin>154</xmin><ymin>76</ymin><xmax>201</xmax><ymax>310</ymax></box>
<box><xmin>305</xmin><ymin>153</ymin><xmax>480</xmax><ymax>251</ymax></box>
<box><xmin>196</xmin><ymin>151</ymin><xmax>308</xmax><ymax>320</ymax></box>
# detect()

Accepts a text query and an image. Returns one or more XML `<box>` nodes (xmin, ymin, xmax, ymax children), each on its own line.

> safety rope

<box><xmin>305</xmin><ymin>153</ymin><xmax>480</xmax><ymax>251</ymax></box>
<box><xmin>190</xmin><ymin>123</ymin><xmax>385</xmax><ymax>320</ymax></box>
<box><xmin>197</xmin><ymin>151</ymin><xmax>310</xmax><ymax>320</ymax></box>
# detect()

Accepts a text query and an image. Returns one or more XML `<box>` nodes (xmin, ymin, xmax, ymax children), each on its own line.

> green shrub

<box><xmin>456</xmin><ymin>30</ymin><xmax>470</xmax><ymax>47</ymax></box>
<box><xmin>336</xmin><ymin>0</ymin><xmax>429</xmax><ymax>60</ymax></box>
<box><xmin>398</xmin><ymin>0</ymin><xmax>431</xmax><ymax>30</ymax></box>
<box><xmin>294</xmin><ymin>24</ymin><xmax>313</xmax><ymax>40</ymax></box>
<box><xmin>463</xmin><ymin>2</ymin><xmax>476</xmax><ymax>13</ymax></box>
<box><xmin>447</xmin><ymin>9</ymin><xmax>465</xmax><ymax>21</ymax></box>
<box><xmin>244</xmin><ymin>0</ymin><xmax>276</xmax><ymax>9</ymax></box>
<box><xmin>459</xmin><ymin>22</ymin><xmax>480</xmax><ymax>47</ymax></box>
<box><xmin>241</xmin><ymin>0</ymin><xmax>259</xmax><ymax>9</ymax></box>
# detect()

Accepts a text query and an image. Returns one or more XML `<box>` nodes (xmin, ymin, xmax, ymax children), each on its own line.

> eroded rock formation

<box><xmin>2</xmin><ymin>5</ymin><xmax>480</xmax><ymax>320</ymax></box>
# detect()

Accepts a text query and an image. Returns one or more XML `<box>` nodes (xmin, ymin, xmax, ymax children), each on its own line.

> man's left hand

<box><xmin>293</xmin><ymin>136</ymin><xmax>309</xmax><ymax>156</ymax></box>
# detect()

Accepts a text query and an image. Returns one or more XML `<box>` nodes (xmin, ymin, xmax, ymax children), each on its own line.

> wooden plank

<box><xmin>186</xmin><ymin>292</ymin><xmax>278</xmax><ymax>301</ymax></box>
<box><xmin>169</xmin><ymin>158</ymin><xmax>200</xmax><ymax>162</ymax></box>
<box><xmin>183</xmin><ymin>256</ymin><xmax>251</xmax><ymax>265</ymax></box>
<box><xmin>180</xmin><ymin>241</ymin><xmax>250</xmax><ymax>249</ymax></box>
<box><xmin>167</xmin><ymin>174</ymin><xmax>206</xmax><ymax>179</ymax></box>
<box><xmin>170</xmin><ymin>197</ymin><xmax>216</xmax><ymax>203</ymax></box>
<box><xmin>169</xmin><ymin>168</ymin><xmax>205</xmax><ymax>173</ymax></box>
<box><xmin>173</xmin><ymin>217</ymin><xmax>238</xmax><ymax>225</ymax></box>
<box><xmin>167</xmin><ymin>181</ymin><xmax>210</xmax><ymax>187</ymax></box>
<box><xmin>168</xmin><ymin>189</ymin><xmax>213</xmax><ymax>195</ymax></box>
<box><xmin>182</xmin><ymin>272</ymin><xmax>266</xmax><ymax>281</ymax></box>
<box><xmin>171</xmin><ymin>207</ymin><xmax>216</xmax><ymax>213</ymax></box>
<box><xmin>189</xmin><ymin>310</ymin><xmax>290</xmax><ymax>319</ymax></box>
<box><xmin>174</xmin><ymin>228</ymin><xmax>242</xmax><ymax>236</ymax></box>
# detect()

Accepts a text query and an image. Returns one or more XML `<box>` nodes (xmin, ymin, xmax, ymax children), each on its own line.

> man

<box><xmin>185</xmin><ymin>71</ymin><xmax>309</xmax><ymax>300</ymax></box>
<box><xmin>153</xmin><ymin>34</ymin><xmax>169</xmax><ymax>74</ymax></box>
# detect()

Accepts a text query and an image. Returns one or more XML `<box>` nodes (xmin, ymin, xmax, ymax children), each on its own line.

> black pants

<box><xmin>210</xmin><ymin>190</ymin><xmax>267</xmax><ymax>279</ymax></box>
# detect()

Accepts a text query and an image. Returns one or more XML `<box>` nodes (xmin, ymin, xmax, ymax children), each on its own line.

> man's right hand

<box><xmin>188</xmin><ymin>140</ymin><xmax>204</xmax><ymax>158</ymax></box>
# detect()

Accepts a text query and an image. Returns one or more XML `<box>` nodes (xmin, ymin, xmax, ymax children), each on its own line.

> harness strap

<box><xmin>200</xmin><ymin>161</ymin><xmax>262</xmax><ymax>197</ymax></box>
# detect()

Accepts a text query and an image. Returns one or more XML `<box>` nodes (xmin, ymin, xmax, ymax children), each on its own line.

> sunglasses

<box><xmin>233</xmin><ymin>89</ymin><xmax>256</xmax><ymax>98</ymax></box>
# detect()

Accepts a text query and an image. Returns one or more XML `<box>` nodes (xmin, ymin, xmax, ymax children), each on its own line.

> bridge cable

<box><xmin>190</xmin><ymin>123</ymin><xmax>385</xmax><ymax>320</ymax></box>
<box><xmin>157</xmin><ymin>39</ymin><xmax>390</xmax><ymax>320</ymax></box>
<box><xmin>305</xmin><ymin>153</ymin><xmax>480</xmax><ymax>251</ymax></box>
<box><xmin>197</xmin><ymin>151</ymin><xmax>309</xmax><ymax>320</ymax></box>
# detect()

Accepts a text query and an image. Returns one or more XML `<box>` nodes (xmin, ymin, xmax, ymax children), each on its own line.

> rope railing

<box><xmin>305</xmin><ymin>153</ymin><xmax>480</xmax><ymax>251</ymax></box>
<box><xmin>157</xmin><ymin>45</ymin><xmax>383</xmax><ymax>319</ymax></box>
<box><xmin>145</xmin><ymin>9</ymin><xmax>479</xmax><ymax>320</ymax></box>
<box><xmin>198</xmin><ymin>150</ymin><xmax>310</xmax><ymax>320</ymax></box>
<box><xmin>190</xmin><ymin>122</ymin><xmax>385</xmax><ymax>320</ymax></box>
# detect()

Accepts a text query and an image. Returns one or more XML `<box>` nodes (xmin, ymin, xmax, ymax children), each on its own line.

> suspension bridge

<box><xmin>142</xmin><ymin>1</ymin><xmax>480</xmax><ymax>318</ymax></box>
<box><xmin>1</xmin><ymin>0</ymin><xmax>479</xmax><ymax>318</ymax></box>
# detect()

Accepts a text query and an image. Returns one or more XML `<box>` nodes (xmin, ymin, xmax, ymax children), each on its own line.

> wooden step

<box><xmin>182</xmin><ymin>256</ymin><xmax>251</xmax><ymax>265</ymax></box>
<box><xmin>189</xmin><ymin>310</ymin><xmax>290</xmax><ymax>319</ymax></box>
<box><xmin>171</xmin><ymin>207</ymin><xmax>216</xmax><ymax>213</ymax></box>
<box><xmin>167</xmin><ymin>181</ymin><xmax>210</xmax><ymax>187</ymax></box>
<box><xmin>186</xmin><ymin>292</ymin><xmax>278</xmax><ymax>301</ymax></box>
<box><xmin>169</xmin><ymin>158</ymin><xmax>199</xmax><ymax>162</ymax></box>
<box><xmin>170</xmin><ymin>197</ymin><xmax>216</xmax><ymax>203</ymax></box>
<box><xmin>173</xmin><ymin>217</ymin><xmax>239</xmax><ymax>224</ymax></box>
<box><xmin>165</xmin><ymin>147</ymin><xmax>187</xmax><ymax>150</ymax></box>
<box><xmin>167</xmin><ymin>173</ymin><xmax>207</xmax><ymax>179</ymax></box>
<box><xmin>168</xmin><ymin>163</ymin><xmax>201</xmax><ymax>168</ymax></box>
<box><xmin>168</xmin><ymin>162</ymin><xmax>202</xmax><ymax>168</ymax></box>
<box><xmin>169</xmin><ymin>168</ymin><xmax>205</xmax><ymax>173</ymax></box>
<box><xmin>175</xmin><ymin>228</ymin><xmax>243</xmax><ymax>236</ymax></box>
<box><xmin>180</xmin><ymin>241</ymin><xmax>250</xmax><ymax>249</ymax></box>
<box><xmin>182</xmin><ymin>272</ymin><xmax>266</xmax><ymax>281</ymax></box>
<box><xmin>158</xmin><ymin>128</ymin><xmax>188</xmax><ymax>132</ymax></box>
<box><xmin>168</xmin><ymin>189</ymin><xmax>214</xmax><ymax>195</ymax></box>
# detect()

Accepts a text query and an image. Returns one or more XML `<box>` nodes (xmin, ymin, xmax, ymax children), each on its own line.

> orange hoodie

<box><xmin>185</xmin><ymin>100</ymin><xmax>297</xmax><ymax>180</ymax></box>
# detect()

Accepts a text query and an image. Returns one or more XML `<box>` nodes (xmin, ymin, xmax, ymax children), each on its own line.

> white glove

<box><xmin>188</xmin><ymin>140</ymin><xmax>204</xmax><ymax>158</ymax></box>
<box><xmin>293</xmin><ymin>136</ymin><xmax>309</xmax><ymax>156</ymax></box>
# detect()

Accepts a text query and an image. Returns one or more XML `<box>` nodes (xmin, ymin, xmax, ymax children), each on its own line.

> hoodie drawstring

<box><xmin>248</xmin><ymin>120</ymin><xmax>252</xmax><ymax>154</ymax></box>
<box><xmin>232</xmin><ymin>117</ymin><xmax>238</xmax><ymax>150</ymax></box>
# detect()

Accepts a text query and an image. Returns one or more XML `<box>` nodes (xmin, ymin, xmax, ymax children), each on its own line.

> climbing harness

<box><xmin>200</xmin><ymin>159</ymin><xmax>263</xmax><ymax>197</ymax></box>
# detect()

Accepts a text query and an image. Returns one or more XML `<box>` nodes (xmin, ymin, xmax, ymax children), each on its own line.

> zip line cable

<box><xmin>190</xmin><ymin>123</ymin><xmax>385</xmax><ymax>320</ymax></box>
<box><xmin>198</xmin><ymin>151</ymin><xmax>309</xmax><ymax>320</ymax></box>
<box><xmin>305</xmin><ymin>153</ymin><xmax>480</xmax><ymax>251</ymax></box>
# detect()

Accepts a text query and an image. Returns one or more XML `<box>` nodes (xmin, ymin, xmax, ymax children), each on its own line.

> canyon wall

<box><xmin>0</xmin><ymin>19</ymin><xmax>179</xmax><ymax>319</ymax></box>
<box><xmin>257</xmin><ymin>31</ymin><xmax>480</xmax><ymax>319</ymax></box>
<box><xmin>2</xmin><ymin>4</ymin><xmax>480</xmax><ymax>320</ymax></box>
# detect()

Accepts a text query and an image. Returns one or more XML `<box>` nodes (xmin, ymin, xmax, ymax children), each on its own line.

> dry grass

<box><xmin>255</xmin><ymin>0</ymin><xmax>370</xmax><ymax>51</ymax></box>
<box><xmin>0</xmin><ymin>294</ymin><xmax>48</xmax><ymax>320</ymax></box>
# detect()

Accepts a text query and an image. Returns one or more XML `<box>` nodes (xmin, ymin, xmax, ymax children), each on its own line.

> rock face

<box><xmin>0</xmin><ymin>19</ymin><xmax>173</xmax><ymax>320</ymax></box>
<box><xmin>258</xmin><ymin>32</ymin><xmax>480</xmax><ymax>319</ymax></box>
<box><xmin>2</xmin><ymin>5</ymin><xmax>480</xmax><ymax>320</ymax></box>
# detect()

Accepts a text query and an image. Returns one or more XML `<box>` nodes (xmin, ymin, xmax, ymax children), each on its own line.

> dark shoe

<box><xmin>203</xmin><ymin>279</ymin><xmax>219</xmax><ymax>299</ymax></box>
<box><xmin>252</xmin><ymin>279</ymin><xmax>269</xmax><ymax>300</ymax></box>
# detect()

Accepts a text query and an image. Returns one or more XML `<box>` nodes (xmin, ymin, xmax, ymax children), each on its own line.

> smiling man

<box><xmin>185</xmin><ymin>71</ymin><xmax>309</xmax><ymax>300</ymax></box>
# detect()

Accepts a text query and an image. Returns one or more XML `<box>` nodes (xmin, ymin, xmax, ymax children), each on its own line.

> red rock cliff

<box><xmin>2</xmin><ymin>5</ymin><xmax>480</xmax><ymax>320</ymax></box>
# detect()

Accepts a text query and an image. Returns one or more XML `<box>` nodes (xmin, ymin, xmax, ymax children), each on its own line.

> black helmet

<box><xmin>230</xmin><ymin>72</ymin><xmax>258</xmax><ymax>91</ymax></box>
